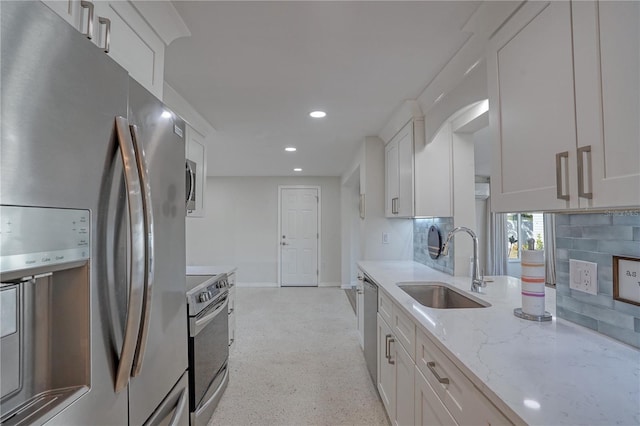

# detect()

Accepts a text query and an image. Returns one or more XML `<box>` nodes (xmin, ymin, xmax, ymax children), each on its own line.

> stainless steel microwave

<box><xmin>186</xmin><ymin>159</ymin><xmax>196</xmax><ymax>212</ymax></box>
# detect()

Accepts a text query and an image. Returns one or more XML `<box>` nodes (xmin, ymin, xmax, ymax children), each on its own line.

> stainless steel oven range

<box><xmin>185</xmin><ymin>274</ymin><xmax>230</xmax><ymax>425</ymax></box>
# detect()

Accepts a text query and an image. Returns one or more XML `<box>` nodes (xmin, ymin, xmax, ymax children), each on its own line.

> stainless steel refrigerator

<box><xmin>1</xmin><ymin>2</ymin><xmax>188</xmax><ymax>424</ymax></box>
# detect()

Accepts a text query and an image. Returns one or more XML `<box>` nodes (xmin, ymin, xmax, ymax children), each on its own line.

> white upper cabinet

<box><xmin>488</xmin><ymin>0</ymin><xmax>640</xmax><ymax>212</ymax></box>
<box><xmin>488</xmin><ymin>1</ymin><xmax>578</xmax><ymax>212</ymax></box>
<box><xmin>42</xmin><ymin>0</ymin><xmax>189</xmax><ymax>100</ymax></box>
<box><xmin>91</xmin><ymin>1</ymin><xmax>165</xmax><ymax>99</ymax></box>
<box><xmin>42</xmin><ymin>0</ymin><xmax>83</xmax><ymax>29</ymax></box>
<box><xmin>572</xmin><ymin>0</ymin><xmax>640</xmax><ymax>209</ymax></box>
<box><xmin>385</xmin><ymin>119</ymin><xmax>424</xmax><ymax>218</ymax></box>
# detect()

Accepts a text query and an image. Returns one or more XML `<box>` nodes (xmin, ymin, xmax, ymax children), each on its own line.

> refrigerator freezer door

<box><xmin>126</xmin><ymin>79</ymin><xmax>189</xmax><ymax>426</ymax></box>
<box><xmin>1</xmin><ymin>2</ymin><xmax>130</xmax><ymax>425</ymax></box>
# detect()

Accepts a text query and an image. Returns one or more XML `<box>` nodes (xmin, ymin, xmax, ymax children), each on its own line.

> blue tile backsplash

<box><xmin>555</xmin><ymin>211</ymin><xmax>640</xmax><ymax>348</ymax></box>
<box><xmin>414</xmin><ymin>217</ymin><xmax>454</xmax><ymax>275</ymax></box>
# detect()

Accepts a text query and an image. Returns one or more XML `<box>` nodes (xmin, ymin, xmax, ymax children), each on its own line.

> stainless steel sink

<box><xmin>398</xmin><ymin>282</ymin><xmax>490</xmax><ymax>309</ymax></box>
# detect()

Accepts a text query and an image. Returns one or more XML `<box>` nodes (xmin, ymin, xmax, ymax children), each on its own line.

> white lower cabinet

<box><xmin>416</xmin><ymin>329</ymin><xmax>510</xmax><ymax>425</ymax></box>
<box><xmin>394</xmin><ymin>341</ymin><xmax>415</xmax><ymax>426</ymax></box>
<box><xmin>415</xmin><ymin>367</ymin><xmax>457</xmax><ymax>426</ymax></box>
<box><xmin>377</xmin><ymin>313</ymin><xmax>395</xmax><ymax>415</ymax></box>
<box><xmin>356</xmin><ymin>272</ymin><xmax>365</xmax><ymax>349</ymax></box>
<box><xmin>378</xmin><ymin>312</ymin><xmax>415</xmax><ymax>426</ymax></box>
<box><xmin>227</xmin><ymin>272</ymin><xmax>236</xmax><ymax>348</ymax></box>
<box><xmin>377</xmin><ymin>290</ymin><xmax>511</xmax><ymax>426</ymax></box>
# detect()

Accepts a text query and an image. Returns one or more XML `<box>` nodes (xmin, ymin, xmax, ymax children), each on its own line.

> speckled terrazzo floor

<box><xmin>207</xmin><ymin>287</ymin><xmax>390</xmax><ymax>426</ymax></box>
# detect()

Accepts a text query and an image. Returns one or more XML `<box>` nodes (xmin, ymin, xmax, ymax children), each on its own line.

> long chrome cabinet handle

<box><xmin>384</xmin><ymin>334</ymin><xmax>391</xmax><ymax>360</ymax></box>
<box><xmin>114</xmin><ymin>116</ymin><xmax>146</xmax><ymax>393</ymax></box>
<box><xmin>427</xmin><ymin>361</ymin><xmax>449</xmax><ymax>384</ymax></box>
<box><xmin>80</xmin><ymin>1</ymin><xmax>94</xmax><ymax>39</ymax></box>
<box><xmin>555</xmin><ymin>151</ymin><xmax>570</xmax><ymax>201</ymax></box>
<box><xmin>130</xmin><ymin>124</ymin><xmax>155</xmax><ymax>377</ymax></box>
<box><xmin>98</xmin><ymin>17</ymin><xmax>111</xmax><ymax>53</ymax></box>
<box><xmin>577</xmin><ymin>145</ymin><xmax>593</xmax><ymax>199</ymax></box>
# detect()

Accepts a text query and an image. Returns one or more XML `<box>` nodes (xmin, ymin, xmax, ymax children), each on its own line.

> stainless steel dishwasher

<box><xmin>362</xmin><ymin>274</ymin><xmax>378</xmax><ymax>385</ymax></box>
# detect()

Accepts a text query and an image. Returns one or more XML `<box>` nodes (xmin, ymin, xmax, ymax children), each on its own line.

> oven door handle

<box><xmin>191</xmin><ymin>296</ymin><xmax>228</xmax><ymax>337</ymax></box>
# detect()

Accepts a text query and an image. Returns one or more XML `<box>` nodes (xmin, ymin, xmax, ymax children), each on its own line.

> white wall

<box><xmin>340</xmin><ymin>137</ymin><xmax>413</xmax><ymax>287</ymax></box>
<box><xmin>186</xmin><ymin>176</ymin><xmax>341</xmax><ymax>286</ymax></box>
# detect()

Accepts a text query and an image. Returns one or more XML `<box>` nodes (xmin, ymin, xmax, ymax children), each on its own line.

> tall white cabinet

<box><xmin>384</xmin><ymin>119</ymin><xmax>424</xmax><ymax>218</ymax></box>
<box><xmin>488</xmin><ymin>0</ymin><xmax>640</xmax><ymax>212</ymax></box>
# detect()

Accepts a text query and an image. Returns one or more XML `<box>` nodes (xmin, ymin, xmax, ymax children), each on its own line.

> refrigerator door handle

<box><xmin>130</xmin><ymin>124</ymin><xmax>155</xmax><ymax>377</ymax></box>
<box><xmin>113</xmin><ymin>116</ymin><xmax>146</xmax><ymax>393</ymax></box>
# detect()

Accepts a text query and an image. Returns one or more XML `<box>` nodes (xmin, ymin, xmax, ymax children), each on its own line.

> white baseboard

<box><xmin>236</xmin><ymin>282</ymin><xmax>342</xmax><ymax>288</ymax></box>
<box><xmin>319</xmin><ymin>282</ymin><xmax>341</xmax><ymax>287</ymax></box>
<box><xmin>236</xmin><ymin>282</ymin><xmax>279</xmax><ymax>288</ymax></box>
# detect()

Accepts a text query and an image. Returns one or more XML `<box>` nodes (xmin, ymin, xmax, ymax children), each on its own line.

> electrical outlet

<box><xmin>382</xmin><ymin>233</ymin><xmax>389</xmax><ymax>244</ymax></box>
<box><xmin>569</xmin><ymin>259</ymin><xmax>598</xmax><ymax>295</ymax></box>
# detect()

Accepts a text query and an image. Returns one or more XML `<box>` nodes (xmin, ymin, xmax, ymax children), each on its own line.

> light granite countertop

<box><xmin>357</xmin><ymin>260</ymin><xmax>640</xmax><ymax>426</ymax></box>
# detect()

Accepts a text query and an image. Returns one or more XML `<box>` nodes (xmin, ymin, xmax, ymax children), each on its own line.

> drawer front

<box><xmin>416</xmin><ymin>329</ymin><xmax>472</xmax><ymax>422</ymax></box>
<box><xmin>415</xmin><ymin>367</ymin><xmax>458</xmax><ymax>426</ymax></box>
<box><xmin>378</xmin><ymin>290</ymin><xmax>394</xmax><ymax>326</ymax></box>
<box><xmin>416</xmin><ymin>329</ymin><xmax>511</xmax><ymax>425</ymax></box>
<box><xmin>393</xmin><ymin>306</ymin><xmax>416</xmax><ymax>362</ymax></box>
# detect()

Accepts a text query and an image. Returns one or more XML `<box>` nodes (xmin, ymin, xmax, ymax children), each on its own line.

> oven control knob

<box><xmin>198</xmin><ymin>291</ymin><xmax>212</xmax><ymax>303</ymax></box>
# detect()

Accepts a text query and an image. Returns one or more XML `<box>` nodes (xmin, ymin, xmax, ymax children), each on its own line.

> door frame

<box><xmin>277</xmin><ymin>185</ymin><xmax>322</xmax><ymax>287</ymax></box>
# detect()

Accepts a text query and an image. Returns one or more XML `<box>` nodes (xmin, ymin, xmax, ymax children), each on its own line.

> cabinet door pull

<box><xmin>577</xmin><ymin>145</ymin><xmax>593</xmax><ymax>199</ymax></box>
<box><xmin>555</xmin><ymin>151</ymin><xmax>570</xmax><ymax>200</ymax></box>
<box><xmin>427</xmin><ymin>361</ymin><xmax>449</xmax><ymax>384</ymax></box>
<box><xmin>80</xmin><ymin>1</ymin><xmax>94</xmax><ymax>39</ymax></box>
<box><xmin>386</xmin><ymin>335</ymin><xmax>395</xmax><ymax>365</ymax></box>
<box><xmin>98</xmin><ymin>17</ymin><xmax>111</xmax><ymax>53</ymax></box>
<box><xmin>392</xmin><ymin>197</ymin><xmax>399</xmax><ymax>215</ymax></box>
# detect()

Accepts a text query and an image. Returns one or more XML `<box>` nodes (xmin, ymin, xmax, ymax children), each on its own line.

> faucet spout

<box><xmin>441</xmin><ymin>226</ymin><xmax>486</xmax><ymax>293</ymax></box>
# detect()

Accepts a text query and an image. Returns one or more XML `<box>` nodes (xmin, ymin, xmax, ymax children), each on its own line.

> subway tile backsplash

<box><xmin>414</xmin><ymin>217</ymin><xmax>454</xmax><ymax>275</ymax></box>
<box><xmin>555</xmin><ymin>211</ymin><xmax>640</xmax><ymax>348</ymax></box>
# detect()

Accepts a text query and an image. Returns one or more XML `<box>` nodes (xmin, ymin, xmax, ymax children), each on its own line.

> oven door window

<box><xmin>189</xmin><ymin>296</ymin><xmax>229</xmax><ymax>409</ymax></box>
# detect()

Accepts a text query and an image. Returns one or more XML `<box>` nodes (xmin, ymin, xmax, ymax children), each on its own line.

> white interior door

<box><xmin>280</xmin><ymin>187</ymin><xmax>319</xmax><ymax>287</ymax></box>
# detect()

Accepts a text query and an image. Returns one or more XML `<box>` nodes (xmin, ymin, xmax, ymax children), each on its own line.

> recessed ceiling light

<box><xmin>309</xmin><ymin>111</ymin><xmax>326</xmax><ymax>118</ymax></box>
<box><xmin>293</xmin><ymin>168</ymin><xmax>302</xmax><ymax>172</ymax></box>
<box><xmin>285</xmin><ymin>147</ymin><xmax>297</xmax><ymax>152</ymax></box>
<box><xmin>161</xmin><ymin>110</ymin><xmax>172</xmax><ymax>119</ymax></box>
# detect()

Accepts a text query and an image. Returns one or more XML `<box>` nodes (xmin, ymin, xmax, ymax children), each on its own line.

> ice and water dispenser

<box><xmin>0</xmin><ymin>206</ymin><xmax>91</xmax><ymax>425</ymax></box>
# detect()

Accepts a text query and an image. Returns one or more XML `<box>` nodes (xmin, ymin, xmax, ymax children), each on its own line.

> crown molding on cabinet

<box><xmin>378</xmin><ymin>100</ymin><xmax>424</xmax><ymax>145</ymax></box>
<box><xmin>131</xmin><ymin>0</ymin><xmax>191</xmax><ymax>46</ymax></box>
<box><xmin>416</xmin><ymin>1</ymin><xmax>523</xmax><ymax>144</ymax></box>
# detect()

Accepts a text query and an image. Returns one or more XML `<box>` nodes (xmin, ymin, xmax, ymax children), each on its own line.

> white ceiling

<box><xmin>165</xmin><ymin>1</ymin><xmax>482</xmax><ymax>177</ymax></box>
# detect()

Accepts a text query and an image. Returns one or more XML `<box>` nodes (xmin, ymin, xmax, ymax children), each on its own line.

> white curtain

<box><xmin>486</xmin><ymin>200</ymin><xmax>507</xmax><ymax>275</ymax></box>
<box><xmin>543</xmin><ymin>213</ymin><xmax>556</xmax><ymax>286</ymax></box>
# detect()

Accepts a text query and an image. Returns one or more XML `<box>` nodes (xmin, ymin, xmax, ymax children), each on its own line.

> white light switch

<box><xmin>569</xmin><ymin>259</ymin><xmax>598</xmax><ymax>295</ymax></box>
<box><xmin>382</xmin><ymin>233</ymin><xmax>389</xmax><ymax>244</ymax></box>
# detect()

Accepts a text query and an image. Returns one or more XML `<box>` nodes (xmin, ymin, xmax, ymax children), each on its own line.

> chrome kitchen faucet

<box><xmin>441</xmin><ymin>226</ymin><xmax>487</xmax><ymax>293</ymax></box>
